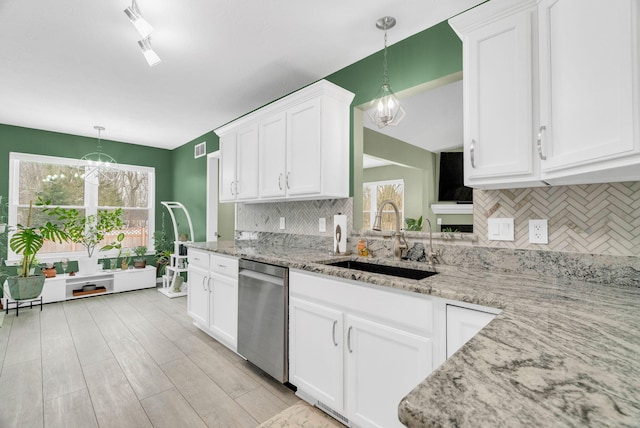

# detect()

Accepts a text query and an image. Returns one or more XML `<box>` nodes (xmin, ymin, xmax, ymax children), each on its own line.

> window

<box><xmin>362</xmin><ymin>179</ymin><xmax>404</xmax><ymax>230</ymax></box>
<box><xmin>8</xmin><ymin>152</ymin><xmax>155</xmax><ymax>261</ymax></box>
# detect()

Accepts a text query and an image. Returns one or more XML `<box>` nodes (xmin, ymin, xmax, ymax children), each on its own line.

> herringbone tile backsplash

<box><xmin>237</xmin><ymin>198</ymin><xmax>353</xmax><ymax>237</ymax></box>
<box><xmin>474</xmin><ymin>182</ymin><xmax>640</xmax><ymax>256</ymax></box>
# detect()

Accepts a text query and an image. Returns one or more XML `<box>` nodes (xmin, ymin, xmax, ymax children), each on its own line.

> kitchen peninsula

<box><xmin>189</xmin><ymin>240</ymin><xmax>640</xmax><ymax>427</ymax></box>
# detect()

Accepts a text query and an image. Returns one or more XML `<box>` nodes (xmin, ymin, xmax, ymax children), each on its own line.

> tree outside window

<box><xmin>8</xmin><ymin>153</ymin><xmax>154</xmax><ymax>261</ymax></box>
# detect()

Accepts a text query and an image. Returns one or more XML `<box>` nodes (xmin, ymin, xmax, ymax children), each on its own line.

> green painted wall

<box><xmin>0</xmin><ymin>123</ymin><xmax>174</xmax><ymax>260</ymax></box>
<box><xmin>170</xmin><ymin>131</ymin><xmax>234</xmax><ymax>242</ymax></box>
<box><xmin>169</xmin><ymin>20</ymin><xmax>463</xmax><ymax>241</ymax></box>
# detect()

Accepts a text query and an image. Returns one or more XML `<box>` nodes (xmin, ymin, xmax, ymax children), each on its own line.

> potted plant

<box><xmin>101</xmin><ymin>232</ymin><xmax>128</xmax><ymax>270</ymax></box>
<box><xmin>153</xmin><ymin>214</ymin><xmax>174</xmax><ymax>277</ymax></box>
<box><xmin>41</xmin><ymin>262</ymin><xmax>57</xmax><ymax>278</ymax></box>
<box><xmin>7</xmin><ymin>200</ymin><xmax>67</xmax><ymax>301</ymax></box>
<box><xmin>120</xmin><ymin>249</ymin><xmax>131</xmax><ymax>270</ymax></box>
<box><xmin>43</xmin><ymin>200</ymin><xmax>123</xmax><ymax>274</ymax></box>
<box><xmin>133</xmin><ymin>246</ymin><xmax>147</xmax><ymax>269</ymax></box>
<box><xmin>405</xmin><ymin>216</ymin><xmax>423</xmax><ymax>232</ymax></box>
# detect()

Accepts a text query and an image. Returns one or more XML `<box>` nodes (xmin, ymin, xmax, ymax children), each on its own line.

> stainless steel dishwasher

<box><xmin>237</xmin><ymin>259</ymin><xmax>289</xmax><ymax>383</ymax></box>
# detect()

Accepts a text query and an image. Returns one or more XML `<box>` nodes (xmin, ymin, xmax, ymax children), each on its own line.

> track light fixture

<box><xmin>124</xmin><ymin>0</ymin><xmax>154</xmax><ymax>38</ymax></box>
<box><xmin>138</xmin><ymin>37</ymin><xmax>161</xmax><ymax>67</ymax></box>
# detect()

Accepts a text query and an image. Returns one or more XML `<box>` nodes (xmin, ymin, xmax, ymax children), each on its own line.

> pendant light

<box><xmin>366</xmin><ymin>16</ymin><xmax>406</xmax><ymax>128</ymax></box>
<box><xmin>77</xmin><ymin>126</ymin><xmax>118</xmax><ymax>185</ymax></box>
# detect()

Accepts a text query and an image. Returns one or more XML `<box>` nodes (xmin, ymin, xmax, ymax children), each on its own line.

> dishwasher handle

<box><xmin>239</xmin><ymin>269</ymin><xmax>285</xmax><ymax>286</ymax></box>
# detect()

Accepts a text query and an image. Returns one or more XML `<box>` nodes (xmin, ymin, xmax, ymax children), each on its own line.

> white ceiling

<box><xmin>363</xmin><ymin>79</ymin><xmax>464</xmax><ymax>153</ymax></box>
<box><xmin>0</xmin><ymin>0</ymin><xmax>481</xmax><ymax>150</ymax></box>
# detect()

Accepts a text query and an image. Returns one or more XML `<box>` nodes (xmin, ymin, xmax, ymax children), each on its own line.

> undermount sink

<box><xmin>325</xmin><ymin>260</ymin><xmax>437</xmax><ymax>280</ymax></box>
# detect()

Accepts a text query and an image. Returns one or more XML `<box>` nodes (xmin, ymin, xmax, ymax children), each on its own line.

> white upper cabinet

<box><xmin>216</xmin><ymin>80</ymin><xmax>354</xmax><ymax>202</ymax></box>
<box><xmin>453</xmin><ymin>0</ymin><xmax>539</xmax><ymax>188</ymax></box>
<box><xmin>450</xmin><ymin>0</ymin><xmax>640</xmax><ymax>189</ymax></box>
<box><xmin>258</xmin><ymin>112</ymin><xmax>287</xmax><ymax>198</ymax></box>
<box><xmin>538</xmin><ymin>0</ymin><xmax>640</xmax><ymax>184</ymax></box>
<box><xmin>218</xmin><ymin>124</ymin><xmax>259</xmax><ymax>202</ymax></box>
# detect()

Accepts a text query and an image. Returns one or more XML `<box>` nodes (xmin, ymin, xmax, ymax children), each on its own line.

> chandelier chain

<box><xmin>382</xmin><ymin>30</ymin><xmax>389</xmax><ymax>84</ymax></box>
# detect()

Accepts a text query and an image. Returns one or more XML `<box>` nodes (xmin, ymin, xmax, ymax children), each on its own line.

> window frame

<box><xmin>7</xmin><ymin>152</ymin><xmax>155</xmax><ymax>263</ymax></box>
<box><xmin>362</xmin><ymin>178</ymin><xmax>405</xmax><ymax>230</ymax></box>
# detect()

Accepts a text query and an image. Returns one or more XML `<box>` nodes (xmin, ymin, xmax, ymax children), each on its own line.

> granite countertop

<box><xmin>189</xmin><ymin>241</ymin><xmax>640</xmax><ymax>427</ymax></box>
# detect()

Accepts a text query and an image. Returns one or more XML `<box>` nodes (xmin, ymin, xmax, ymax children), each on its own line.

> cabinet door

<box><xmin>209</xmin><ymin>273</ymin><xmax>238</xmax><ymax>351</ymax></box>
<box><xmin>235</xmin><ymin>125</ymin><xmax>259</xmax><ymax>201</ymax></box>
<box><xmin>219</xmin><ymin>133</ymin><xmax>237</xmax><ymax>202</ymax></box>
<box><xmin>259</xmin><ymin>112</ymin><xmax>287</xmax><ymax>198</ymax></box>
<box><xmin>187</xmin><ymin>265</ymin><xmax>210</xmax><ymax>327</ymax></box>
<box><xmin>286</xmin><ymin>98</ymin><xmax>322</xmax><ymax>196</ymax></box>
<box><xmin>538</xmin><ymin>0</ymin><xmax>639</xmax><ymax>179</ymax></box>
<box><xmin>446</xmin><ymin>305</ymin><xmax>496</xmax><ymax>359</ymax></box>
<box><xmin>289</xmin><ymin>297</ymin><xmax>344</xmax><ymax>412</ymax></box>
<box><xmin>462</xmin><ymin>7</ymin><xmax>537</xmax><ymax>188</ymax></box>
<box><xmin>114</xmin><ymin>267</ymin><xmax>155</xmax><ymax>292</ymax></box>
<box><xmin>346</xmin><ymin>315</ymin><xmax>433</xmax><ymax>428</ymax></box>
<box><xmin>41</xmin><ymin>278</ymin><xmax>66</xmax><ymax>303</ymax></box>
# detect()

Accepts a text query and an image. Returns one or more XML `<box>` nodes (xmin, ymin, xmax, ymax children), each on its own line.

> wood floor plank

<box><xmin>83</xmin><ymin>358</ymin><xmax>152</xmax><ymax>428</ymax></box>
<box><xmin>44</xmin><ymin>388</ymin><xmax>98</xmax><ymax>428</ymax></box>
<box><xmin>3</xmin><ymin>309</ymin><xmax>41</xmax><ymax>367</ymax></box>
<box><xmin>189</xmin><ymin>348</ymin><xmax>260</xmax><ymax>398</ymax></box>
<box><xmin>235</xmin><ymin>360</ymin><xmax>301</xmax><ymax>406</ymax></box>
<box><xmin>0</xmin><ymin>358</ymin><xmax>44</xmax><ymax>427</ymax></box>
<box><xmin>140</xmin><ymin>387</ymin><xmax>207</xmax><ymax>428</ymax></box>
<box><xmin>0</xmin><ymin>290</ymin><xmax>294</xmax><ymax>428</ymax></box>
<box><xmin>43</xmin><ymin>353</ymin><xmax>86</xmax><ymax>400</ymax></box>
<box><xmin>124</xmin><ymin>320</ymin><xmax>186</xmax><ymax>365</ymax></box>
<box><xmin>235</xmin><ymin>386</ymin><xmax>290</xmax><ymax>424</ymax></box>
<box><xmin>108</xmin><ymin>336</ymin><xmax>174</xmax><ymax>400</ymax></box>
<box><xmin>161</xmin><ymin>356</ymin><xmax>258</xmax><ymax>428</ymax></box>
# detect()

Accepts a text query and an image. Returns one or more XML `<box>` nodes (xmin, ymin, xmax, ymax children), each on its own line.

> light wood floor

<box><xmin>0</xmin><ymin>288</ymin><xmax>301</xmax><ymax>427</ymax></box>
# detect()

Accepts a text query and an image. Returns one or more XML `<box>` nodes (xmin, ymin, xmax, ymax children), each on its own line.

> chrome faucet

<box><xmin>425</xmin><ymin>218</ymin><xmax>439</xmax><ymax>268</ymax></box>
<box><xmin>372</xmin><ymin>200</ymin><xmax>408</xmax><ymax>261</ymax></box>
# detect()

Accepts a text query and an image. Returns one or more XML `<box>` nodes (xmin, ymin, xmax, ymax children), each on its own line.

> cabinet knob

<box><xmin>537</xmin><ymin>126</ymin><xmax>547</xmax><ymax>160</ymax></box>
<box><xmin>278</xmin><ymin>173</ymin><xmax>283</xmax><ymax>190</ymax></box>
<box><xmin>470</xmin><ymin>139</ymin><xmax>476</xmax><ymax>169</ymax></box>
<box><xmin>347</xmin><ymin>326</ymin><xmax>353</xmax><ymax>353</ymax></box>
<box><xmin>286</xmin><ymin>172</ymin><xmax>291</xmax><ymax>189</ymax></box>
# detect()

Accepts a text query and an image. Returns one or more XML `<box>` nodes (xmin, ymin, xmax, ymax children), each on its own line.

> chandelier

<box><xmin>77</xmin><ymin>126</ymin><xmax>118</xmax><ymax>185</ymax></box>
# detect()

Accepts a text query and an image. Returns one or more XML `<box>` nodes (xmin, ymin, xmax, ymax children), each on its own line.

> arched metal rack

<box><xmin>159</xmin><ymin>201</ymin><xmax>194</xmax><ymax>298</ymax></box>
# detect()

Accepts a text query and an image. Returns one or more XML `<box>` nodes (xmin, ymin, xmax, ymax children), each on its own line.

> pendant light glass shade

<box><xmin>366</xmin><ymin>16</ymin><xmax>405</xmax><ymax>128</ymax></box>
<box><xmin>77</xmin><ymin>126</ymin><xmax>118</xmax><ymax>185</ymax></box>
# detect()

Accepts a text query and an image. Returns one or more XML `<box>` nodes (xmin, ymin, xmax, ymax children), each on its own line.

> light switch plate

<box><xmin>488</xmin><ymin>218</ymin><xmax>514</xmax><ymax>241</ymax></box>
<box><xmin>279</xmin><ymin>217</ymin><xmax>285</xmax><ymax>230</ymax></box>
<box><xmin>319</xmin><ymin>217</ymin><xmax>326</xmax><ymax>232</ymax></box>
<box><xmin>529</xmin><ymin>219</ymin><xmax>548</xmax><ymax>244</ymax></box>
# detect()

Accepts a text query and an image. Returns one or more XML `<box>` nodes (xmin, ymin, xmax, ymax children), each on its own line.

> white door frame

<box><xmin>206</xmin><ymin>151</ymin><xmax>220</xmax><ymax>242</ymax></box>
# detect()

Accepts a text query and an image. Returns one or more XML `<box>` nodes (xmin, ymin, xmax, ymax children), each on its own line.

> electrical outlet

<box><xmin>279</xmin><ymin>217</ymin><xmax>286</xmax><ymax>230</ymax></box>
<box><xmin>436</xmin><ymin>218</ymin><xmax>442</xmax><ymax>225</ymax></box>
<box><xmin>319</xmin><ymin>217</ymin><xmax>326</xmax><ymax>232</ymax></box>
<box><xmin>529</xmin><ymin>219</ymin><xmax>548</xmax><ymax>244</ymax></box>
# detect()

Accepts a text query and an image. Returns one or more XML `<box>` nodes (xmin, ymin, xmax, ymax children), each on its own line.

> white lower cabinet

<box><xmin>187</xmin><ymin>249</ymin><xmax>239</xmax><ymax>351</ymax></box>
<box><xmin>289</xmin><ymin>270</ymin><xmax>435</xmax><ymax>428</ymax></box>
<box><xmin>446</xmin><ymin>305</ymin><xmax>497</xmax><ymax>359</ymax></box>
<box><xmin>187</xmin><ymin>264</ymin><xmax>210</xmax><ymax>327</ymax></box>
<box><xmin>346</xmin><ymin>315</ymin><xmax>433</xmax><ymax>428</ymax></box>
<box><xmin>289</xmin><ymin>297</ymin><xmax>344</xmax><ymax>412</ymax></box>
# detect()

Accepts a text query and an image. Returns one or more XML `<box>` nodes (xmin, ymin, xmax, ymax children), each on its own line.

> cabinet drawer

<box><xmin>210</xmin><ymin>254</ymin><xmax>238</xmax><ymax>279</ymax></box>
<box><xmin>290</xmin><ymin>270</ymin><xmax>434</xmax><ymax>336</ymax></box>
<box><xmin>188</xmin><ymin>249</ymin><xmax>210</xmax><ymax>270</ymax></box>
